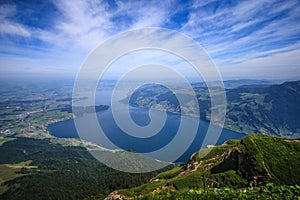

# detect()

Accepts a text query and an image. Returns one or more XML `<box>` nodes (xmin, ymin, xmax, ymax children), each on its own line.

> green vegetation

<box><xmin>151</xmin><ymin>166</ymin><xmax>182</xmax><ymax>180</ymax></box>
<box><xmin>116</xmin><ymin>134</ymin><xmax>300</xmax><ymax>199</ymax></box>
<box><xmin>0</xmin><ymin>136</ymin><xmax>15</xmax><ymax>146</ymax></box>
<box><xmin>136</xmin><ymin>184</ymin><xmax>300</xmax><ymax>199</ymax></box>
<box><xmin>225</xmin><ymin>81</ymin><xmax>300</xmax><ymax>137</ymax></box>
<box><xmin>0</xmin><ymin>137</ymin><xmax>170</xmax><ymax>199</ymax></box>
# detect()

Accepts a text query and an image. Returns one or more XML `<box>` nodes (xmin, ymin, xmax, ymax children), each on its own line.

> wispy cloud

<box><xmin>0</xmin><ymin>0</ymin><xmax>174</xmax><ymax>76</ymax></box>
<box><xmin>0</xmin><ymin>0</ymin><xmax>174</xmax><ymax>54</ymax></box>
<box><xmin>0</xmin><ymin>0</ymin><xmax>299</xmax><ymax>79</ymax></box>
<box><xmin>0</xmin><ymin>4</ymin><xmax>31</xmax><ymax>37</ymax></box>
<box><xmin>182</xmin><ymin>0</ymin><xmax>300</xmax><ymax>67</ymax></box>
<box><xmin>219</xmin><ymin>48</ymin><xmax>300</xmax><ymax>79</ymax></box>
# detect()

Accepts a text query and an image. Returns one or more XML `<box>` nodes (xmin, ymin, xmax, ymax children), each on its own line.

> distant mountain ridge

<box><xmin>191</xmin><ymin>79</ymin><xmax>282</xmax><ymax>89</ymax></box>
<box><xmin>128</xmin><ymin>80</ymin><xmax>300</xmax><ymax>138</ymax></box>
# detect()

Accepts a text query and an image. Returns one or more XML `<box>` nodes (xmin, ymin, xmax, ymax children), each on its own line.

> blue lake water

<box><xmin>47</xmin><ymin>105</ymin><xmax>246</xmax><ymax>162</ymax></box>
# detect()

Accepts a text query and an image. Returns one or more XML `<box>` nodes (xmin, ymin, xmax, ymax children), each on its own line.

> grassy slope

<box><xmin>117</xmin><ymin>134</ymin><xmax>300</xmax><ymax>199</ymax></box>
<box><xmin>0</xmin><ymin>161</ymin><xmax>38</xmax><ymax>195</ymax></box>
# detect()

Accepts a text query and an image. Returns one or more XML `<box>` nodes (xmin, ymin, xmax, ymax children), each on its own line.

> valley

<box><xmin>0</xmin><ymin>79</ymin><xmax>300</xmax><ymax>199</ymax></box>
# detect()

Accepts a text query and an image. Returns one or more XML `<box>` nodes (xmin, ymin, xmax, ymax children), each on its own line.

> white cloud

<box><xmin>0</xmin><ymin>21</ymin><xmax>31</xmax><ymax>37</ymax></box>
<box><xmin>33</xmin><ymin>0</ymin><xmax>175</xmax><ymax>51</ymax></box>
<box><xmin>218</xmin><ymin>48</ymin><xmax>300</xmax><ymax>78</ymax></box>
<box><xmin>0</xmin><ymin>0</ymin><xmax>175</xmax><ymax>76</ymax></box>
<box><xmin>122</xmin><ymin>1</ymin><xmax>173</xmax><ymax>29</ymax></box>
<box><xmin>0</xmin><ymin>0</ymin><xmax>299</xmax><ymax>79</ymax></box>
<box><xmin>182</xmin><ymin>0</ymin><xmax>300</xmax><ymax>69</ymax></box>
<box><xmin>0</xmin><ymin>4</ymin><xmax>31</xmax><ymax>37</ymax></box>
<box><xmin>217</xmin><ymin>42</ymin><xmax>300</xmax><ymax>65</ymax></box>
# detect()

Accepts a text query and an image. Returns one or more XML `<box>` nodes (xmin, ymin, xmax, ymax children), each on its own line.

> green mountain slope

<box><xmin>129</xmin><ymin>80</ymin><xmax>300</xmax><ymax>137</ymax></box>
<box><xmin>113</xmin><ymin>134</ymin><xmax>300</xmax><ymax>199</ymax></box>
<box><xmin>225</xmin><ymin>81</ymin><xmax>300</xmax><ymax>137</ymax></box>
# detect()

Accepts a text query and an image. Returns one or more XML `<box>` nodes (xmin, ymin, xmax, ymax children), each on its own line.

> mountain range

<box><xmin>129</xmin><ymin>80</ymin><xmax>300</xmax><ymax>138</ymax></box>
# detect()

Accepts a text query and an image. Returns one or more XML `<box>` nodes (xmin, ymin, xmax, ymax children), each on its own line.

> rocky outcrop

<box><xmin>104</xmin><ymin>191</ymin><xmax>128</xmax><ymax>200</ymax></box>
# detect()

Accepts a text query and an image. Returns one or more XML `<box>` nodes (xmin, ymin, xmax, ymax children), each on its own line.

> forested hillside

<box><xmin>129</xmin><ymin>81</ymin><xmax>300</xmax><ymax>137</ymax></box>
<box><xmin>0</xmin><ymin>137</ymin><xmax>168</xmax><ymax>199</ymax></box>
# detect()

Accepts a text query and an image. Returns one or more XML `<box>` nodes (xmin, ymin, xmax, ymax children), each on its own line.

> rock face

<box><xmin>104</xmin><ymin>192</ymin><xmax>128</xmax><ymax>200</ymax></box>
<box><xmin>210</xmin><ymin>145</ymin><xmax>265</xmax><ymax>186</ymax></box>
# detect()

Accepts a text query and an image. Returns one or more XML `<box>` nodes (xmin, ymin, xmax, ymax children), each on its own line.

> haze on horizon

<box><xmin>0</xmin><ymin>0</ymin><xmax>300</xmax><ymax>80</ymax></box>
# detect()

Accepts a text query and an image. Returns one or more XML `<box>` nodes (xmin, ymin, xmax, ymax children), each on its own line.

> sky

<box><xmin>0</xmin><ymin>0</ymin><xmax>300</xmax><ymax>80</ymax></box>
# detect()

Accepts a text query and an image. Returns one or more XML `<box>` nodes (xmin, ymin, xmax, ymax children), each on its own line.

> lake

<box><xmin>47</xmin><ymin>105</ymin><xmax>246</xmax><ymax>162</ymax></box>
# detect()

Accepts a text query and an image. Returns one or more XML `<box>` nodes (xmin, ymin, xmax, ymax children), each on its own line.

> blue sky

<box><xmin>0</xmin><ymin>0</ymin><xmax>299</xmax><ymax>79</ymax></box>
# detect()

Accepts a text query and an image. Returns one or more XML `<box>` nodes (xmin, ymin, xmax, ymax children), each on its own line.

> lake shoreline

<box><xmin>47</xmin><ymin>105</ymin><xmax>246</xmax><ymax>162</ymax></box>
